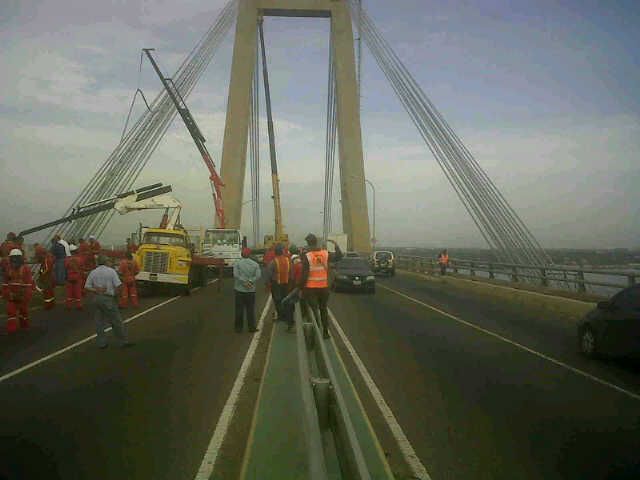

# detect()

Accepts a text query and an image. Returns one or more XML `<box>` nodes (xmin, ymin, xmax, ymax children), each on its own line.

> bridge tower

<box><xmin>220</xmin><ymin>0</ymin><xmax>371</xmax><ymax>252</ymax></box>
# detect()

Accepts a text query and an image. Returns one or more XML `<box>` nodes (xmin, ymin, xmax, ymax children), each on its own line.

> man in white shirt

<box><xmin>85</xmin><ymin>255</ymin><xmax>131</xmax><ymax>348</ymax></box>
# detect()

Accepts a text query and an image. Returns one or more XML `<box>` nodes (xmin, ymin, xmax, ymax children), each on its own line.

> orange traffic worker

<box><xmin>64</xmin><ymin>246</ymin><xmax>84</xmax><ymax>310</ymax></box>
<box><xmin>118</xmin><ymin>253</ymin><xmax>139</xmax><ymax>308</ymax></box>
<box><xmin>0</xmin><ymin>232</ymin><xmax>17</xmax><ymax>258</ymax></box>
<box><xmin>300</xmin><ymin>234</ymin><xmax>343</xmax><ymax>339</ymax></box>
<box><xmin>35</xmin><ymin>245</ymin><xmax>56</xmax><ymax>310</ymax></box>
<box><xmin>438</xmin><ymin>249</ymin><xmax>449</xmax><ymax>276</ymax></box>
<box><xmin>2</xmin><ymin>249</ymin><xmax>34</xmax><ymax>334</ymax></box>
<box><xmin>264</xmin><ymin>244</ymin><xmax>294</xmax><ymax>330</ymax></box>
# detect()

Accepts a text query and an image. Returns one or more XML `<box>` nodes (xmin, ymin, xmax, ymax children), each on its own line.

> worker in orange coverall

<box><xmin>64</xmin><ymin>245</ymin><xmax>84</xmax><ymax>310</ymax></box>
<box><xmin>2</xmin><ymin>249</ymin><xmax>34</xmax><ymax>334</ymax></box>
<box><xmin>118</xmin><ymin>253</ymin><xmax>139</xmax><ymax>308</ymax></box>
<box><xmin>35</xmin><ymin>244</ymin><xmax>56</xmax><ymax>310</ymax></box>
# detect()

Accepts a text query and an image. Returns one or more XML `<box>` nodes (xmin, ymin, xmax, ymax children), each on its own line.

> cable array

<box><xmin>322</xmin><ymin>33</ymin><xmax>338</xmax><ymax>244</ymax></box>
<box><xmin>49</xmin><ymin>0</ymin><xmax>238</xmax><ymax>244</ymax></box>
<box><xmin>348</xmin><ymin>1</ymin><xmax>550</xmax><ymax>266</ymax></box>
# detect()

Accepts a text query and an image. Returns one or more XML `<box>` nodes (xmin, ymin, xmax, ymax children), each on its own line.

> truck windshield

<box><xmin>143</xmin><ymin>233</ymin><xmax>186</xmax><ymax>247</ymax></box>
<box><xmin>205</xmin><ymin>230</ymin><xmax>240</xmax><ymax>246</ymax></box>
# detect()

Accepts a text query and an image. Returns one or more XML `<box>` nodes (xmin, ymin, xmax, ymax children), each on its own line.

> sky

<box><xmin>0</xmin><ymin>0</ymin><xmax>639</xmax><ymax>249</ymax></box>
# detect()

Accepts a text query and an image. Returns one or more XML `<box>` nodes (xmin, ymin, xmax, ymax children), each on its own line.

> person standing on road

<box><xmin>2</xmin><ymin>249</ymin><xmax>34</xmax><ymax>334</ymax></box>
<box><xmin>64</xmin><ymin>245</ymin><xmax>84</xmax><ymax>311</ymax></box>
<box><xmin>118</xmin><ymin>253</ymin><xmax>139</xmax><ymax>308</ymax></box>
<box><xmin>265</xmin><ymin>244</ymin><xmax>295</xmax><ymax>331</ymax></box>
<box><xmin>51</xmin><ymin>234</ymin><xmax>68</xmax><ymax>286</ymax></box>
<box><xmin>233</xmin><ymin>247</ymin><xmax>261</xmax><ymax>333</ymax></box>
<box><xmin>438</xmin><ymin>249</ymin><xmax>449</xmax><ymax>276</ymax></box>
<box><xmin>35</xmin><ymin>245</ymin><xmax>56</xmax><ymax>310</ymax></box>
<box><xmin>299</xmin><ymin>233</ymin><xmax>343</xmax><ymax>339</ymax></box>
<box><xmin>84</xmin><ymin>255</ymin><xmax>131</xmax><ymax>349</ymax></box>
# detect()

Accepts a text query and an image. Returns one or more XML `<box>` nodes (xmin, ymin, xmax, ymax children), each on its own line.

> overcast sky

<box><xmin>1</xmin><ymin>0</ymin><xmax>639</xmax><ymax>248</ymax></box>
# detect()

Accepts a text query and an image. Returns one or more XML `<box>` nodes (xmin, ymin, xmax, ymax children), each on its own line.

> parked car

<box><xmin>331</xmin><ymin>257</ymin><xmax>376</xmax><ymax>293</ymax></box>
<box><xmin>577</xmin><ymin>284</ymin><xmax>640</xmax><ymax>358</ymax></box>
<box><xmin>371</xmin><ymin>250</ymin><xmax>395</xmax><ymax>276</ymax></box>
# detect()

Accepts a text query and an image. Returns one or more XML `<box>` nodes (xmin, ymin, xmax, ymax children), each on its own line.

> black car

<box><xmin>371</xmin><ymin>250</ymin><xmax>395</xmax><ymax>276</ymax></box>
<box><xmin>331</xmin><ymin>257</ymin><xmax>376</xmax><ymax>293</ymax></box>
<box><xmin>577</xmin><ymin>283</ymin><xmax>640</xmax><ymax>358</ymax></box>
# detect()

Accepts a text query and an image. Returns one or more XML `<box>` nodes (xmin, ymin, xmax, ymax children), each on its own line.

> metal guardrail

<box><xmin>294</xmin><ymin>304</ymin><xmax>372</xmax><ymax>480</ymax></box>
<box><xmin>396</xmin><ymin>255</ymin><xmax>638</xmax><ymax>294</ymax></box>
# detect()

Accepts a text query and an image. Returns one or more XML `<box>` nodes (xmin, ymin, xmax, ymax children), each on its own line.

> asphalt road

<box><xmin>2</xmin><ymin>271</ymin><xmax>639</xmax><ymax>480</ymax></box>
<box><xmin>0</xmin><ymin>280</ymin><xmax>269</xmax><ymax>480</ymax></box>
<box><xmin>329</xmin><ymin>272</ymin><xmax>640</xmax><ymax>480</ymax></box>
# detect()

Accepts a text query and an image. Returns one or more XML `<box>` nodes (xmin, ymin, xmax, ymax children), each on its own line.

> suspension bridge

<box><xmin>1</xmin><ymin>1</ymin><xmax>639</xmax><ymax>479</ymax></box>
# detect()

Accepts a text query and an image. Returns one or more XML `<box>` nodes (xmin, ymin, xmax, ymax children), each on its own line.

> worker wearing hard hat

<box><xmin>35</xmin><ymin>244</ymin><xmax>57</xmax><ymax>310</ymax></box>
<box><xmin>64</xmin><ymin>245</ymin><xmax>85</xmax><ymax>311</ymax></box>
<box><xmin>2</xmin><ymin>249</ymin><xmax>34</xmax><ymax>334</ymax></box>
<box><xmin>299</xmin><ymin>233</ymin><xmax>343</xmax><ymax>339</ymax></box>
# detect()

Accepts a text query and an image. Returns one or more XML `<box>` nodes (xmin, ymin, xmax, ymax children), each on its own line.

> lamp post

<box><xmin>364</xmin><ymin>179</ymin><xmax>376</xmax><ymax>249</ymax></box>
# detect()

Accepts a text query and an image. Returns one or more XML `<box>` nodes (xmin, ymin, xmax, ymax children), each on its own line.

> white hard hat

<box><xmin>9</xmin><ymin>248</ymin><xmax>23</xmax><ymax>257</ymax></box>
<box><xmin>89</xmin><ymin>235</ymin><xmax>96</xmax><ymax>240</ymax></box>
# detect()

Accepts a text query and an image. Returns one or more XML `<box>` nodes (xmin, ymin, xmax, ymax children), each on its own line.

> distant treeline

<box><xmin>384</xmin><ymin>247</ymin><xmax>640</xmax><ymax>267</ymax></box>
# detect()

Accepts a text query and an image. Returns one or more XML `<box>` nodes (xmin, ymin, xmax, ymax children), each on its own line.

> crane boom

<box><xmin>19</xmin><ymin>184</ymin><xmax>173</xmax><ymax>237</ymax></box>
<box><xmin>142</xmin><ymin>48</ymin><xmax>226</xmax><ymax>228</ymax></box>
<box><xmin>258</xmin><ymin>18</ymin><xmax>285</xmax><ymax>242</ymax></box>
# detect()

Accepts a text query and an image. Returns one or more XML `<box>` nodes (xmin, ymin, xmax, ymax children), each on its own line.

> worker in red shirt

<box><xmin>64</xmin><ymin>245</ymin><xmax>84</xmax><ymax>310</ymax></box>
<box><xmin>264</xmin><ymin>244</ymin><xmax>295</xmax><ymax>330</ymax></box>
<box><xmin>2</xmin><ymin>249</ymin><xmax>34</xmax><ymax>333</ymax></box>
<box><xmin>118</xmin><ymin>253</ymin><xmax>139</xmax><ymax>308</ymax></box>
<box><xmin>35</xmin><ymin>244</ymin><xmax>56</xmax><ymax>310</ymax></box>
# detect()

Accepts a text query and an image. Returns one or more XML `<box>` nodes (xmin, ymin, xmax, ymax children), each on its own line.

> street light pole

<box><xmin>364</xmin><ymin>179</ymin><xmax>376</xmax><ymax>249</ymax></box>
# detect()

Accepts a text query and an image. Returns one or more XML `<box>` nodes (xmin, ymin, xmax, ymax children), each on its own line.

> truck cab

<box><xmin>135</xmin><ymin>227</ymin><xmax>193</xmax><ymax>288</ymax></box>
<box><xmin>201</xmin><ymin>228</ymin><xmax>243</xmax><ymax>270</ymax></box>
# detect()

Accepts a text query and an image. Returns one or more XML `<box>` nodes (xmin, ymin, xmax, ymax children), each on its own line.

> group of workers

<box><xmin>0</xmin><ymin>231</ymin><xmax>141</xmax><ymax>335</ymax></box>
<box><xmin>233</xmin><ymin>233</ymin><xmax>343</xmax><ymax>339</ymax></box>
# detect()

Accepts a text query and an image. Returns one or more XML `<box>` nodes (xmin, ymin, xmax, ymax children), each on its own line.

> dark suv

<box><xmin>577</xmin><ymin>283</ymin><xmax>640</xmax><ymax>358</ymax></box>
<box><xmin>371</xmin><ymin>251</ymin><xmax>395</xmax><ymax>277</ymax></box>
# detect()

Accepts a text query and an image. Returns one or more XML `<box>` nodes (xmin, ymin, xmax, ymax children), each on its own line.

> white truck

<box><xmin>201</xmin><ymin>228</ymin><xmax>244</xmax><ymax>270</ymax></box>
<box><xmin>327</xmin><ymin>233</ymin><xmax>348</xmax><ymax>254</ymax></box>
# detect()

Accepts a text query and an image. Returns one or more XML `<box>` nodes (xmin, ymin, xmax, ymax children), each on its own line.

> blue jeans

<box><xmin>54</xmin><ymin>258</ymin><xmax>67</xmax><ymax>285</ymax></box>
<box><xmin>93</xmin><ymin>295</ymin><xmax>128</xmax><ymax>347</ymax></box>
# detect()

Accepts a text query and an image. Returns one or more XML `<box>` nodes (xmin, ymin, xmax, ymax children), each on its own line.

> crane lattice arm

<box><xmin>143</xmin><ymin>48</ymin><xmax>226</xmax><ymax>228</ymax></box>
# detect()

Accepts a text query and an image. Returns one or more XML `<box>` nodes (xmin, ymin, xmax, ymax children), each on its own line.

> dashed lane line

<box><xmin>329</xmin><ymin>309</ymin><xmax>432</xmax><ymax>480</ymax></box>
<box><xmin>0</xmin><ymin>279</ymin><xmax>219</xmax><ymax>384</ymax></box>
<box><xmin>194</xmin><ymin>296</ymin><xmax>272</xmax><ymax>480</ymax></box>
<box><xmin>379</xmin><ymin>283</ymin><xmax>640</xmax><ymax>402</ymax></box>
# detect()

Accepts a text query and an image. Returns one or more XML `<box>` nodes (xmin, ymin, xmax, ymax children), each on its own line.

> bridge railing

<box><xmin>295</xmin><ymin>305</ymin><xmax>374</xmax><ymax>480</ymax></box>
<box><xmin>395</xmin><ymin>255</ymin><xmax>637</xmax><ymax>296</ymax></box>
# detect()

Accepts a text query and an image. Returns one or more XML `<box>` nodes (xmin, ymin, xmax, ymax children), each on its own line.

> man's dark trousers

<box><xmin>303</xmin><ymin>287</ymin><xmax>330</xmax><ymax>335</ymax></box>
<box><xmin>235</xmin><ymin>290</ymin><xmax>256</xmax><ymax>331</ymax></box>
<box><xmin>271</xmin><ymin>283</ymin><xmax>293</xmax><ymax>326</ymax></box>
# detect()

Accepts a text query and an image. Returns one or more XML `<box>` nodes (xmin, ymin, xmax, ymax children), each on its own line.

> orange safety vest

<box><xmin>273</xmin><ymin>255</ymin><xmax>291</xmax><ymax>285</ymax></box>
<box><xmin>439</xmin><ymin>254</ymin><xmax>449</xmax><ymax>265</ymax></box>
<box><xmin>305</xmin><ymin>250</ymin><xmax>329</xmax><ymax>289</ymax></box>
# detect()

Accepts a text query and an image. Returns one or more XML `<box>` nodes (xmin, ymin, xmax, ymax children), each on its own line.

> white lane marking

<box><xmin>1</xmin><ymin>296</ymin><xmax>177</xmax><ymax>383</ymax></box>
<box><xmin>380</xmin><ymin>284</ymin><xmax>640</xmax><ymax>402</ymax></box>
<box><xmin>329</xmin><ymin>309</ymin><xmax>432</xmax><ymax>480</ymax></box>
<box><xmin>194</xmin><ymin>296</ymin><xmax>272</xmax><ymax>480</ymax></box>
<box><xmin>0</xmin><ymin>279</ymin><xmax>220</xmax><ymax>384</ymax></box>
<box><xmin>403</xmin><ymin>270</ymin><xmax>597</xmax><ymax>305</ymax></box>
